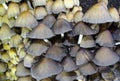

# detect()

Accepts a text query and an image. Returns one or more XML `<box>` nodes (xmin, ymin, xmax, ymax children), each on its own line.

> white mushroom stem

<box><xmin>75</xmin><ymin>71</ymin><xmax>85</xmax><ymax>81</ymax></box>
<box><xmin>61</xmin><ymin>33</ymin><xmax>64</xmax><ymax>38</ymax></box>
<box><xmin>2</xmin><ymin>3</ymin><xmax>8</xmax><ymax>9</ymax></box>
<box><xmin>115</xmin><ymin>42</ymin><xmax>120</xmax><ymax>45</ymax></box>
<box><xmin>78</xmin><ymin>34</ymin><xmax>83</xmax><ymax>44</ymax></box>
<box><xmin>44</xmin><ymin>39</ymin><xmax>52</xmax><ymax>45</ymax></box>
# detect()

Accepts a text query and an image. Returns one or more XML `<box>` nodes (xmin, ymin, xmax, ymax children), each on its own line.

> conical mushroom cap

<box><xmin>15</xmin><ymin>11</ymin><xmax>38</xmax><ymax>28</ymax></box>
<box><xmin>79</xmin><ymin>63</ymin><xmax>97</xmax><ymax>75</ymax></box>
<box><xmin>82</xmin><ymin>2</ymin><xmax>113</xmax><ymax>23</ymax></box>
<box><xmin>46</xmin><ymin>0</ymin><xmax>53</xmax><ymax>14</ymax></box>
<box><xmin>76</xmin><ymin>49</ymin><xmax>93</xmax><ymax>66</ymax></box>
<box><xmin>7</xmin><ymin>2</ymin><xmax>20</xmax><ymax>18</ymax></box>
<box><xmin>16</xmin><ymin>62</ymin><xmax>30</xmax><ymax>77</ymax></box>
<box><xmin>27</xmin><ymin>40</ymin><xmax>49</xmax><ymax>56</ymax></box>
<box><xmin>32</xmin><ymin>0</ymin><xmax>47</xmax><ymax>7</ymax></box>
<box><xmin>56</xmin><ymin>71</ymin><xmax>77</xmax><ymax>81</ymax></box>
<box><xmin>31</xmin><ymin>58</ymin><xmax>63</xmax><ymax>81</ymax></box>
<box><xmin>96</xmin><ymin>30</ymin><xmax>114</xmax><ymax>47</ymax></box>
<box><xmin>27</xmin><ymin>23</ymin><xmax>54</xmax><ymax>39</ymax></box>
<box><xmin>62</xmin><ymin>57</ymin><xmax>78</xmax><ymax>72</ymax></box>
<box><xmin>0</xmin><ymin>4</ymin><xmax>6</xmax><ymax>16</ymax></box>
<box><xmin>80</xmin><ymin>35</ymin><xmax>96</xmax><ymax>48</ymax></box>
<box><xmin>0</xmin><ymin>24</ymin><xmax>15</xmax><ymax>40</ymax></box>
<box><xmin>93</xmin><ymin>47</ymin><xmax>119</xmax><ymax>66</ymax></box>
<box><xmin>42</xmin><ymin>15</ymin><xmax>56</xmax><ymax>28</ymax></box>
<box><xmin>109</xmin><ymin>7</ymin><xmax>120</xmax><ymax>22</ymax></box>
<box><xmin>70</xmin><ymin>45</ymin><xmax>80</xmax><ymax>57</ymax></box>
<box><xmin>17</xmin><ymin>76</ymin><xmax>33</xmax><ymax>81</ymax></box>
<box><xmin>72</xmin><ymin>22</ymin><xmax>98</xmax><ymax>36</ymax></box>
<box><xmin>64</xmin><ymin>0</ymin><xmax>74</xmax><ymax>8</ymax></box>
<box><xmin>45</xmin><ymin>44</ymin><xmax>67</xmax><ymax>62</ymax></box>
<box><xmin>20</xmin><ymin>2</ymin><xmax>29</xmax><ymax>13</ymax></box>
<box><xmin>35</xmin><ymin>7</ymin><xmax>47</xmax><ymax>20</ymax></box>
<box><xmin>52</xmin><ymin>19</ymin><xmax>72</xmax><ymax>35</ymax></box>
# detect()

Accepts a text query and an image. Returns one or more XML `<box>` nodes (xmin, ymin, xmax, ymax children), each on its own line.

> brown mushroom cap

<box><xmin>27</xmin><ymin>23</ymin><xmax>54</xmax><ymax>39</ymax></box>
<box><xmin>45</xmin><ymin>44</ymin><xmax>67</xmax><ymax>62</ymax></box>
<box><xmin>72</xmin><ymin>22</ymin><xmax>98</xmax><ymax>36</ymax></box>
<box><xmin>15</xmin><ymin>11</ymin><xmax>38</xmax><ymax>28</ymax></box>
<box><xmin>82</xmin><ymin>2</ymin><xmax>113</xmax><ymax>23</ymax></box>
<box><xmin>79</xmin><ymin>63</ymin><xmax>97</xmax><ymax>75</ymax></box>
<box><xmin>62</xmin><ymin>57</ymin><xmax>78</xmax><ymax>72</ymax></box>
<box><xmin>31</xmin><ymin>58</ymin><xmax>63</xmax><ymax>81</ymax></box>
<box><xmin>96</xmin><ymin>30</ymin><xmax>114</xmax><ymax>47</ymax></box>
<box><xmin>93</xmin><ymin>47</ymin><xmax>119</xmax><ymax>66</ymax></box>
<box><xmin>80</xmin><ymin>35</ymin><xmax>96</xmax><ymax>48</ymax></box>
<box><xmin>52</xmin><ymin>19</ymin><xmax>72</xmax><ymax>35</ymax></box>
<box><xmin>76</xmin><ymin>49</ymin><xmax>93</xmax><ymax>66</ymax></box>
<box><xmin>27</xmin><ymin>40</ymin><xmax>49</xmax><ymax>56</ymax></box>
<box><xmin>16</xmin><ymin>62</ymin><xmax>30</xmax><ymax>77</ymax></box>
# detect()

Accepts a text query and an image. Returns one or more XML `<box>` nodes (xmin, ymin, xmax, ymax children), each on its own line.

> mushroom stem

<box><xmin>44</xmin><ymin>39</ymin><xmax>52</xmax><ymax>45</ymax></box>
<box><xmin>115</xmin><ymin>42</ymin><xmax>120</xmax><ymax>45</ymax></box>
<box><xmin>61</xmin><ymin>33</ymin><xmax>64</xmax><ymax>38</ymax></box>
<box><xmin>75</xmin><ymin>71</ymin><xmax>85</xmax><ymax>81</ymax></box>
<box><xmin>2</xmin><ymin>3</ymin><xmax>8</xmax><ymax>9</ymax></box>
<box><xmin>78</xmin><ymin>34</ymin><xmax>83</xmax><ymax>44</ymax></box>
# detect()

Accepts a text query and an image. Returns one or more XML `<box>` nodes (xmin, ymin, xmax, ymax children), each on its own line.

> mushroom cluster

<box><xmin>0</xmin><ymin>0</ymin><xmax>120</xmax><ymax>81</ymax></box>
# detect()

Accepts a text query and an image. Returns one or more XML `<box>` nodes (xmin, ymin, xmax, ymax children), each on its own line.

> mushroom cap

<box><xmin>82</xmin><ymin>2</ymin><xmax>113</xmax><ymax>23</ymax></box>
<box><xmin>27</xmin><ymin>40</ymin><xmax>49</xmax><ymax>56</ymax></box>
<box><xmin>20</xmin><ymin>2</ymin><xmax>29</xmax><ymax>13</ymax></box>
<box><xmin>96</xmin><ymin>30</ymin><xmax>114</xmax><ymax>47</ymax></box>
<box><xmin>15</xmin><ymin>11</ymin><xmax>38</xmax><ymax>28</ymax></box>
<box><xmin>76</xmin><ymin>49</ymin><xmax>93</xmax><ymax>66</ymax></box>
<box><xmin>93</xmin><ymin>47</ymin><xmax>119</xmax><ymax>66</ymax></box>
<box><xmin>0</xmin><ymin>62</ymin><xmax>7</xmax><ymax>73</ymax></box>
<box><xmin>0</xmin><ymin>24</ymin><xmax>15</xmax><ymax>40</ymax></box>
<box><xmin>23</xmin><ymin>54</ymin><xmax>35</xmax><ymax>68</ymax></box>
<box><xmin>56</xmin><ymin>71</ymin><xmax>77</xmax><ymax>81</ymax></box>
<box><xmin>31</xmin><ymin>58</ymin><xmax>63</xmax><ymax>81</ymax></box>
<box><xmin>7</xmin><ymin>2</ymin><xmax>20</xmax><ymax>18</ymax></box>
<box><xmin>16</xmin><ymin>62</ymin><xmax>30</xmax><ymax>77</ymax></box>
<box><xmin>80</xmin><ymin>35</ymin><xmax>96</xmax><ymax>48</ymax></box>
<box><xmin>27</xmin><ymin>23</ymin><xmax>54</xmax><ymax>39</ymax></box>
<box><xmin>109</xmin><ymin>7</ymin><xmax>120</xmax><ymax>22</ymax></box>
<box><xmin>64</xmin><ymin>0</ymin><xmax>74</xmax><ymax>8</ymax></box>
<box><xmin>32</xmin><ymin>0</ymin><xmax>47</xmax><ymax>7</ymax></box>
<box><xmin>69</xmin><ymin>45</ymin><xmax>80</xmax><ymax>57</ymax></box>
<box><xmin>73</xmin><ymin>11</ymin><xmax>83</xmax><ymax>23</ymax></box>
<box><xmin>79</xmin><ymin>63</ymin><xmax>97</xmax><ymax>75</ymax></box>
<box><xmin>35</xmin><ymin>7</ymin><xmax>47</xmax><ymax>20</ymax></box>
<box><xmin>42</xmin><ymin>15</ymin><xmax>56</xmax><ymax>28</ymax></box>
<box><xmin>0</xmin><ymin>4</ymin><xmax>6</xmax><ymax>16</ymax></box>
<box><xmin>72</xmin><ymin>22</ymin><xmax>98</xmax><ymax>36</ymax></box>
<box><xmin>73</xmin><ymin>0</ymin><xmax>80</xmax><ymax>6</ymax></box>
<box><xmin>52</xmin><ymin>0</ymin><xmax>66</xmax><ymax>14</ymax></box>
<box><xmin>46</xmin><ymin>0</ymin><xmax>53</xmax><ymax>14</ymax></box>
<box><xmin>45</xmin><ymin>44</ymin><xmax>67</xmax><ymax>62</ymax></box>
<box><xmin>62</xmin><ymin>57</ymin><xmax>78</xmax><ymax>72</ymax></box>
<box><xmin>52</xmin><ymin>19</ymin><xmax>72</xmax><ymax>35</ymax></box>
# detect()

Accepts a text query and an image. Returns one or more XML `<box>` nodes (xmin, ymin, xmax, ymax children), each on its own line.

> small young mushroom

<box><xmin>15</xmin><ymin>11</ymin><xmax>38</xmax><ymax>29</ymax></box>
<box><xmin>34</xmin><ymin>7</ymin><xmax>47</xmax><ymax>20</ymax></box>
<box><xmin>82</xmin><ymin>1</ymin><xmax>113</xmax><ymax>23</ymax></box>
<box><xmin>27</xmin><ymin>40</ymin><xmax>49</xmax><ymax>56</ymax></box>
<box><xmin>52</xmin><ymin>18</ymin><xmax>72</xmax><ymax>37</ymax></box>
<box><xmin>96</xmin><ymin>30</ymin><xmax>114</xmax><ymax>47</ymax></box>
<box><xmin>42</xmin><ymin>15</ymin><xmax>56</xmax><ymax>28</ymax></box>
<box><xmin>46</xmin><ymin>0</ymin><xmax>53</xmax><ymax>14</ymax></box>
<box><xmin>31</xmin><ymin>58</ymin><xmax>63</xmax><ymax>81</ymax></box>
<box><xmin>31</xmin><ymin>0</ymin><xmax>47</xmax><ymax>7</ymax></box>
<box><xmin>73</xmin><ymin>11</ymin><xmax>83</xmax><ymax>23</ymax></box>
<box><xmin>52</xmin><ymin>0</ymin><xmax>66</xmax><ymax>14</ymax></box>
<box><xmin>76</xmin><ymin>49</ymin><xmax>93</xmax><ymax>66</ymax></box>
<box><xmin>73</xmin><ymin>0</ymin><xmax>80</xmax><ymax>6</ymax></box>
<box><xmin>7</xmin><ymin>2</ymin><xmax>20</xmax><ymax>18</ymax></box>
<box><xmin>62</xmin><ymin>56</ymin><xmax>78</xmax><ymax>72</ymax></box>
<box><xmin>57</xmin><ymin>13</ymin><xmax>67</xmax><ymax>20</ymax></box>
<box><xmin>80</xmin><ymin>35</ymin><xmax>96</xmax><ymax>48</ymax></box>
<box><xmin>16</xmin><ymin>62</ymin><xmax>30</xmax><ymax>77</ymax></box>
<box><xmin>93</xmin><ymin>47</ymin><xmax>119</xmax><ymax>66</ymax></box>
<box><xmin>64</xmin><ymin>0</ymin><xmax>74</xmax><ymax>9</ymax></box>
<box><xmin>20</xmin><ymin>2</ymin><xmax>29</xmax><ymax>13</ymax></box>
<box><xmin>79</xmin><ymin>63</ymin><xmax>97</xmax><ymax>75</ymax></box>
<box><xmin>45</xmin><ymin>44</ymin><xmax>67</xmax><ymax>62</ymax></box>
<box><xmin>0</xmin><ymin>4</ymin><xmax>6</xmax><ymax>16</ymax></box>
